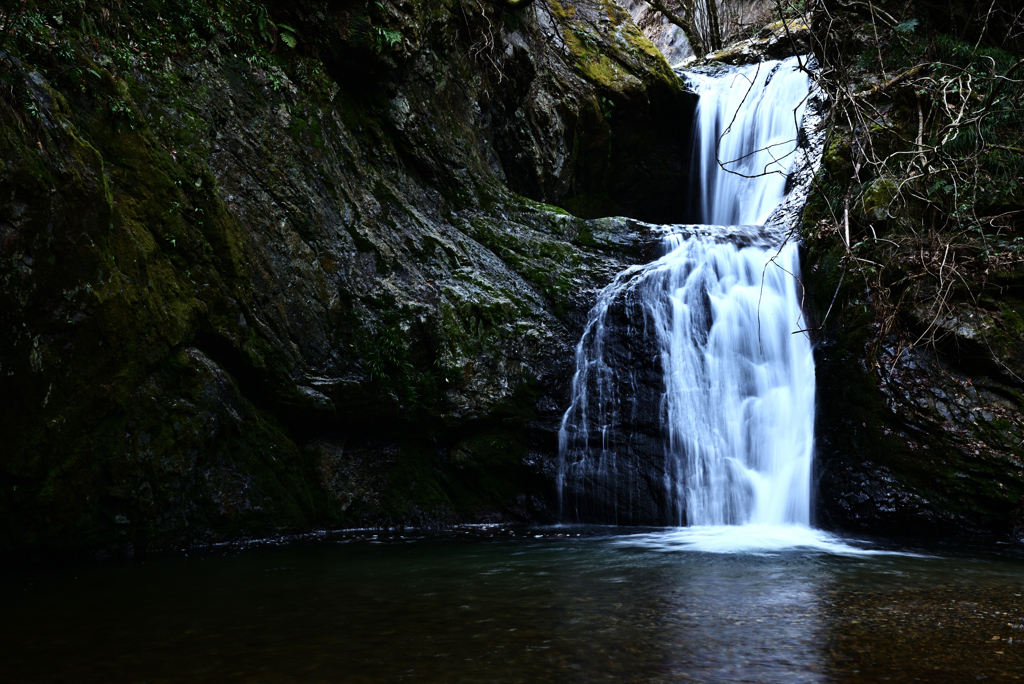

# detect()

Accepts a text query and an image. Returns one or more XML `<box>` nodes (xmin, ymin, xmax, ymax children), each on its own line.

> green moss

<box><xmin>617</xmin><ymin>9</ymin><xmax>672</xmax><ymax>65</ymax></box>
<box><xmin>822</xmin><ymin>136</ymin><xmax>853</xmax><ymax>179</ymax></box>
<box><xmin>0</xmin><ymin>14</ymin><xmax>343</xmax><ymax>551</ymax></box>
<box><xmin>546</xmin><ymin>0</ymin><xmax>575</xmax><ymax>21</ymax></box>
<box><xmin>551</xmin><ymin>0</ymin><xmax>677</xmax><ymax>93</ymax></box>
<box><xmin>859</xmin><ymin>177</ymin><xmax>898</xmax><ymax>223</ymax></box>
<box><xmin>512</xmin><ymin>196</ymin><xmax>574</xmax><ymax>217</ymax></box>
<box><xmin>379</xmin><ymin>378</ymin><xmax>539</xmax><ymax>518</ymax></box>
<box><xmin>380</xmin><ymin>445</ymin><xmax>449</xmax><ymax>515</ymax></box>
<box><xmin>1</xmin><ymin>0</ymin><xmax>688</xmax><ymax>551</ymax></box>
<box><xmin>1001</xmin><ymin>303</ymin><xmax>1024</xmax><ymax>335</ymax></box>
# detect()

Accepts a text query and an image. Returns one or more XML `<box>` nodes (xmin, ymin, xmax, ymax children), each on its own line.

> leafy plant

<box><xmin>600</xmin><ymin>96</ymin><xmax>615</xmax><ymax>120</ymax></box>
<box><xmin>366</xmin><ymin>325</ymin><xmax>418</xmax><ymax>406</ymax></box>
<box><xmin>255</xmin><ymin>5</ymin><xmax>275</xmax><ymax>44</ymax></box>
<box><xmin>374</xmin><ymin>26</ymin><xmax>401</xmax><ymax>52</ymax></box>
<box><xmin>894</xmin><ymin>18</ymin><xmax>919</xmax><ymax>34</ymax></box>
<box><xmin>800</xmin><ymin>0</ymin><xmax>1024</xmax><ymax>365</ymax></box>
<box><xmin>106</xmin><ymin>95</ymin><xmax>136</xmax><ymax>128</ymax></box>
<box><xmin>247</xmin><ymin>6</ymin><xmax>298</xmax><ymax>50</ymax></box>
<box><xmin>278</xmin><ymin>23</ymin><xmax>298</xmax><ymax>49</ymax></box>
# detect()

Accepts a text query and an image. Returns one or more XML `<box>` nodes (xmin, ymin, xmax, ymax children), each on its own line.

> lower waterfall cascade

<box><xmin>557</xmin><ymin>57</ymin><xmax>827</xmax><ymax>543</ymax></box>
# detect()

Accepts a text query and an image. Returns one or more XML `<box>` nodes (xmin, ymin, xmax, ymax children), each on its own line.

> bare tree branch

<box><xmin>636</xmin><ymin>0</ymin><xmax>709</xmax><ymax>59</ymax></box>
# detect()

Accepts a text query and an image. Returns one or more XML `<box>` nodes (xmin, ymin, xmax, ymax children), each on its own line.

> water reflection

<box><xmin>1</xmin><ymin>531</ymin><xmax>1022</xmax><ymax>683</ymax></box>
<box><xmin>652</xmin><ymin>555</ymin><xmax>829</xmax><ymax>682</ymax></box>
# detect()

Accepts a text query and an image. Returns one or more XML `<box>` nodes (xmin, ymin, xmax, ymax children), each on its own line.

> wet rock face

<box><xmin>0</xmin><ymin>0</ymin><xmax>697</xmax><ymax>552</ymax></box>
<box><xmin>558</xmin><ymin>268</ymin><xmax>673</xmax><ymax>526</ymax></box>
<box><xmin>799</xmin><ymin>1</ymin><xmax>1024</xmax><ymax>540</ymax></box>
<box><xmin>805</xmin><ymin>100</ymin><xmax>1024</xmax><ymax>539</ymax></box>
<box><xmin>808</xmin><ymin>267</ymin><xmax>1024</xmax><ymax>538</ymax></box>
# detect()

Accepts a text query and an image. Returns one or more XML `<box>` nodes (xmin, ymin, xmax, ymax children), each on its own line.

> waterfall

<box><xmin>558</xmin><ymin>57</ymin><xmax>819</xmax><ymax>532</ymax></box>
<box><xmin>655</xmin><ymin>229</ymin><xmax>814</xmax><ymax>527</ymax></box>
<box><xmin>689</xmin><ymin>60</ymin><xmax>810</xmax><ymax>225</ymax></box>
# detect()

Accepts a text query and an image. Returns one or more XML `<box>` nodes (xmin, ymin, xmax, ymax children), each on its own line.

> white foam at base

<box><xmin>613</xmin><ymin>524</ymin><xmax>919</xmax><ymax>556</ymax></box>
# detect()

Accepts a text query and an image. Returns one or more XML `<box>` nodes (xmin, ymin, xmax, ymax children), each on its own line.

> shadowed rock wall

<box><xmin>800</xmin><ymin>0</ymin><xmax>1024</xmax><ymax>539</ymax></box>
<box><xmin>0</xmin><ymin>0</ymin><xmax>696</xmax><ymax>554</ymax></box>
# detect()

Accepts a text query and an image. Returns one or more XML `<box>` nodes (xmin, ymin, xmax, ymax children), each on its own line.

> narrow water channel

<box><xmin>3</xmin><ymin>530</ymin><xmax>1022</xmax><ymax>682</ymax></box>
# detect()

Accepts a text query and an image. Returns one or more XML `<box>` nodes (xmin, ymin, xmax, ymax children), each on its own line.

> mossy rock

<box><xmin>859</xmin><ymin>177</ymin><xmax>899</xmax><ymax>223</ymax></box>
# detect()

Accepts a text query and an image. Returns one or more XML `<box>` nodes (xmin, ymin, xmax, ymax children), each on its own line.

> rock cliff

<box><xmin>0</xmin><ymin>0</ymin><xmax>695</xmax><ymax>553</ymax></box>
<box><xmin>6</xmin><ymin>0</ymin><xmax>1021</xmax><ymax>554</ymax></box>
<box><xmin>799</xmin><ymin>0</ymin><xmax>1024</xmax><ymax>538</ymax></box>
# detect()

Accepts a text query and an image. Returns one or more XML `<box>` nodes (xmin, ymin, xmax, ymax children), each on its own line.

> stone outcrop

<box><xmin>0</xmin><ymin>0</ymin><xmax>696</xmax><ymax>553</ymax></box>
<box><xmin>696</xmin><ymin>17</ymin><xmax>812</xmax><ymax>66</ymax></box>
<box><xmin>4</xmin><ymin>0</ymin><xmax>1020</xmax><ymax>555</ymax></box>
<box><xmin>614</xmin><ymin>0</ymin><xmax>780</xmax><ymax>66</ymax></box>
<box><xmin>801</xmin><ymin>0</ymin><xmax>1024</xmax><ymax>539</ymax></box>
<box><xmin>615</xmin><ymin>0</ymin><xmax>695</xmax><ymax>65</ymax></box>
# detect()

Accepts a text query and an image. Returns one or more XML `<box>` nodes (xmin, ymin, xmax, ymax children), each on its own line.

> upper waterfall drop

<box><xmin>689</xmin><ymin>60</ymin><xmax>811</xmax><ymax>226</ymax></box>
<box><xmin>558</xmin><ymin>56</ymin><xmax>822</xmax><ymax>538</ymax></box>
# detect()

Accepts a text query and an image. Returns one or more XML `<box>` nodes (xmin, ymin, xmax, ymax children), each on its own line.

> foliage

<box><xmin>797</xmin><ymin>0</ymin><xmax>1024</xmax><ymax>363</ymax></box>
<box><xmin>374</xmin><ymin>26</ymin><xmax>401</xmax><ymax>52</ymax></box>
<box><xmin>0</xmin><ymin>1</ymin><xmax>318</xmax><ymax>94</ymax></box>
<box><xmin>366</xmin><ymin>324</ymin><xmax>417</xmax><ymax>395</ymax></box>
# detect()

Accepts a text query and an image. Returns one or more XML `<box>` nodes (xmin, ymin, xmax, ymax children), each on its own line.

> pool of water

<box><xmin>3</xmin><ymin>527</ymin><xmax>1023</xmax><ymax>683</ymax></box>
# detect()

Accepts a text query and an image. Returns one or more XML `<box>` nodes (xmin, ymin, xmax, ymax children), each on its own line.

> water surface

<box><xmin>3</xmin><ymin>528</ymin><xmax>1023</xmax><ymax>683</ymax></box>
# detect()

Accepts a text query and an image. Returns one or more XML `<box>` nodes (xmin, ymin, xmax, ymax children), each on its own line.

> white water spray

<box><xmin>655</xmin><ymin>228</ymin><xmax>814</xmax><ymax>527</ymax></box>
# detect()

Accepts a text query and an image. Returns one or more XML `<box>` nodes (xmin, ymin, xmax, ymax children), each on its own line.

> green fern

<box><xmin>894</xmin><ymin>18</ymin><xmax>918</xmax><ymax>34</ymax></box>
<box><xmin>278</xmin><ymin>23</ymin><xmax>298</xmax><ymax>48</ymax></box>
